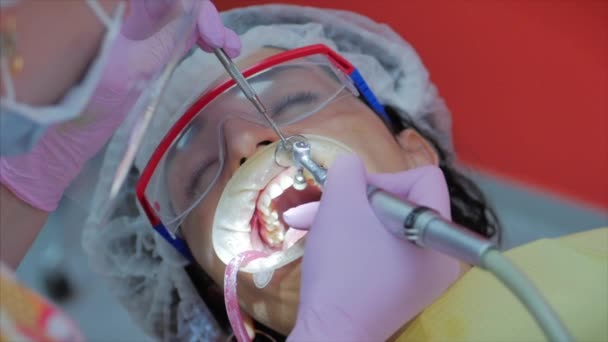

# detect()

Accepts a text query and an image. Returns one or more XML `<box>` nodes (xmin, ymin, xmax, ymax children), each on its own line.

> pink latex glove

<box><xmin>286</xmin><ymin>154</ymin><xmax>460</xmax><ymax>341</ymax></box>
<box><xmin>0</xmin><ymin>0</ymin><xmax>240</xmax><ymax>211</ymax></box>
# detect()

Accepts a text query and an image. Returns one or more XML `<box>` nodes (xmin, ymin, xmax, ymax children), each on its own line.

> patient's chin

<box><xmin>211</xmin><ymin>135</ymin><xmax>351</xmax><ymax>276</ymax></box>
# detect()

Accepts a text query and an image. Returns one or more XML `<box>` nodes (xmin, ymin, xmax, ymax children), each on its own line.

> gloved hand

<box><xmin>285</xmin><ymin>154</ymin><xmax>460</xmax><ymax>341</ymax></box>
<box><xmin>0</xmin><ymin>0</ymin><xmax>240</xmax><ymax>211</ymax></box>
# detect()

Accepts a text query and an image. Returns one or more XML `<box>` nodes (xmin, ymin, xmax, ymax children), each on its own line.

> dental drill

<box><xmin>213</xmin><ymin>49</ymin><xmax>573</xmax><ymax>342</ymax></box>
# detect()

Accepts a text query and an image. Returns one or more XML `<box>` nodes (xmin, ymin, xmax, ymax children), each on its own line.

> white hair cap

<box><xmin>82</xmin><ymin>4</ymin><xmax>453</xmax><ymax>340</ymax></box>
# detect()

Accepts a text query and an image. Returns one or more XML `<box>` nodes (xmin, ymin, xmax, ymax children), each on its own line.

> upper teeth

<box><xmin>256</xmin><ymin>168</ymin><xmax>298</xmax><ymax>213</ymax></box>
<box><xmin>268</xmin><ymin>183</ymin><xmax>283</xmax><ymax>199</ymax></box>
<box><xmin>256</xmin><ymin>168</ymin><xmax>301</xmax><ymax>246</ymax></box>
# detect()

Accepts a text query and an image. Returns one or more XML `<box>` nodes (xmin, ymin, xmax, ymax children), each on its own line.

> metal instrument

<box><xmin>213</xmin><ymin>48</ymin><xmax>288</xmax><ymax>143</ymax></box>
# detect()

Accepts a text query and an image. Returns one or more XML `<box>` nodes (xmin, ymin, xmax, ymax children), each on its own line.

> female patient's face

<box><xmin>175</xmin><ymin>48</ymin><xmax>438</xmax><ymax>335</ymax></box>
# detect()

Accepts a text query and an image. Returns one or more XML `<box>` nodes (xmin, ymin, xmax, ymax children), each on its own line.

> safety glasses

<box><xmin>136</xmin><ymin>44</ymin><xmax>389</xmax><ymax>259</ymax></box>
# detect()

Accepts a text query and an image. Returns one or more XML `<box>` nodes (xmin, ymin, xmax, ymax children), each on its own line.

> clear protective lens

<box><xmin>144</xmin><ymin>53</ymin><xmax>354</xmax><ymax>232</ymax></box>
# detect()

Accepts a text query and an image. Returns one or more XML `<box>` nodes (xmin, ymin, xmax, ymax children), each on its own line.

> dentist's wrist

<box><xmin>0</xmin><ymin>86</ymin><xmax>139</xmax><ymax>212</ymax></box>
<box><xmin>0</xmin><ymin>126</ymin><xmax>88</xmax><ymax>212</ymax></box>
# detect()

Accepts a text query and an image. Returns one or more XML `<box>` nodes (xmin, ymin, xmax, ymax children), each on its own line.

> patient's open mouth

<box><xmin>212</xmin><ymin>135</ymin><xmax>351</xmax><ymax>274</ymax></box>
<box><xmin>251</xmin><ymin>168</ymin><xmax>322</xmax><ymax>250</ymax></box>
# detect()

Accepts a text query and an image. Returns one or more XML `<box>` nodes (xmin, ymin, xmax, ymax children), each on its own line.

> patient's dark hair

<box><xmin>383</xmin><ymin>106</ymin><xmax>500</xmax><ymax>240</ymax></box>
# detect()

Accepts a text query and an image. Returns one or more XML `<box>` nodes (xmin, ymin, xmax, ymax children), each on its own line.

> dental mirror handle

<box><xmin>213</xmin><ymin>48</ymin><xmax>288</xmax><ymax>142</ymax></box>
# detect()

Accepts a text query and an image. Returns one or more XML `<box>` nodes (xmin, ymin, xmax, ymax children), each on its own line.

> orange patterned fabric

<box><xmin>0</xmin><ymin>262</ymin><xmax>84</xmax><ymax>342</ymax></box>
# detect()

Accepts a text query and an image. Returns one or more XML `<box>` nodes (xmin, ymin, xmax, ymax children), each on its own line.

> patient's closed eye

<box><xmin>271</xmin><ymin>91</ymin><xmax>319</xmax><ymax>118</ymax></box>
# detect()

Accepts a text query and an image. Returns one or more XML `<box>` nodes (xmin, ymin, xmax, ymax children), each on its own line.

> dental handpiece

<box><xmin>288</xmin><ymin>138</ymin><xmax>495</xmax><ymax>266</ymax></box>
<box><xmin>287</xmin><ymin>138</ymin><xmax>573</xmax><ymax>342</ymax></box>
<box><xmin>213</xmin><ymin>48</ymin><xmax>288</xmax><ymax>143</ymax></box>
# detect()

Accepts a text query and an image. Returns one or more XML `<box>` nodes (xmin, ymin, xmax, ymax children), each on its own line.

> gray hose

<box><xmin>482</xmin><ymin>249</ymin><xmax>573</xmax><ymax>342</ymax></box>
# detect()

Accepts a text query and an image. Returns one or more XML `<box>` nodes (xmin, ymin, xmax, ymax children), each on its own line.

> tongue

<box><xmin>273</xmin><ymin>185</ymin><xmax>322</xmax><ymax>228</ymax></box>
<box><xmin>255</xmin><ymin>182</ymin><xmax>322</xmax><ymax>249</ymax></box>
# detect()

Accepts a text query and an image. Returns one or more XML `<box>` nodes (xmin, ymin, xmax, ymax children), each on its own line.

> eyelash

<box><xmin>271</xmin><ymin>91</ymin><xmax>318</xmax><ymax>116</ymax></box>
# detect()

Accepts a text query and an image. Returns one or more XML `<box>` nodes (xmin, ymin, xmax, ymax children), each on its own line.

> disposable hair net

<box><xmin>82</xmin><ymin>4</ymin><xmax>454</xmax><ymax>340</ymax></box>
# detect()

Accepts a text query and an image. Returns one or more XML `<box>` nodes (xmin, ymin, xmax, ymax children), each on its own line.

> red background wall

<box><xmin>217</xmin><ymin>1</ymin><xmax>608</xmax><ymax>210</ymax></box>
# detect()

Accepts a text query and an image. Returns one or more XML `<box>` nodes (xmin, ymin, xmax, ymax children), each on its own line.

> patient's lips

<box><xmin>212</xmin><ymin>135</ymin><xmax>351</xmax><ymax>274</ymax></box>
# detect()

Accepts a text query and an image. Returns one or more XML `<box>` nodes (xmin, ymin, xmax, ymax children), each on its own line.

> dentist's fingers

<box><xmin>284</xmin><ymin>165</ymin><xmax>452</xmax><ymax>230</ymax></box>
<box><xmin>197</xmin><ymin>0</ymin><xmax>224</xmax><ymax>48</ymax></box>
<box><xmin>197</xmin><ymin>27</ymin><xmax>240</xmax><ymax>54</ymax></box>
<box><xmin>284</xmin><ymin>154</ymin><xmax>369</xmax><ymax>231</ymax></box>
<box><xmin>283</xmin><ymin>202</ymin><xmax>319</xmax><ymax>230</ymax></box>
<box><xmin>223</xmin><ymin>27</ymin><xmax>241</xmax><ymax>58</ymax></box>
<box><xmin>196</xmin><ymin>37</ymin><xmax>214</xmax><ymax>53</ymax></box>
<box><xmin>367</xmin><ymin>165</ymin><xmax>451</xmax><ymax>219</ymax></box>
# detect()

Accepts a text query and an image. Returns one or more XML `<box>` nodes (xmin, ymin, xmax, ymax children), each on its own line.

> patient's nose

<box><xmin>223</xmin><ymin>119</ymin><xmax>278</xmax><ymax>170</ymax></box>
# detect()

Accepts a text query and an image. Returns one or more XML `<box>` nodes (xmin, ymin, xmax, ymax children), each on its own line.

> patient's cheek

<box><xmin>183</xmin><ymin>183</ymin><xmax>228</xmax><ymax>283</ymax></box>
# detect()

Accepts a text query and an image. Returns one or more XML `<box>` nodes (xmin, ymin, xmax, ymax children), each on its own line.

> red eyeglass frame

<box><xmin>134</xmin><ymin>44</ymin><xmax>388</xmax><ymax>260</ymax></box>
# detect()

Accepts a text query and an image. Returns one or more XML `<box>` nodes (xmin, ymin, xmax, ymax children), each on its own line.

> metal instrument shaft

<box><xmin>213</xmin><ymin>48</ymin><xmax>288</xmax><ymax>143</ymax></box>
